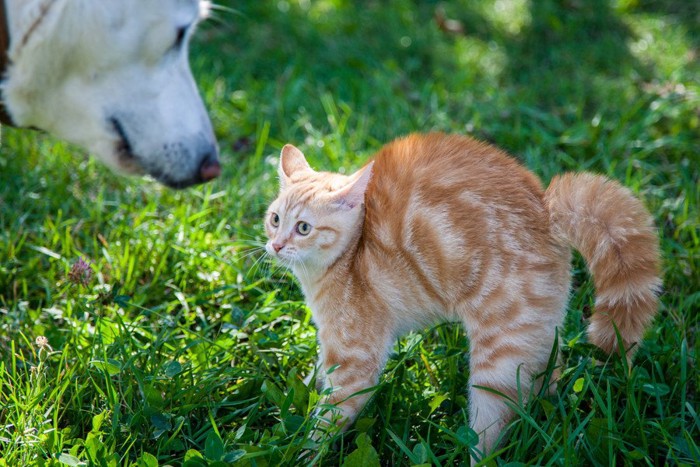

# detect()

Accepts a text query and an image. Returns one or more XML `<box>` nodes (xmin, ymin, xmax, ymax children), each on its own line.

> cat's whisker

<box><xmin>298</xmin><ymin>261</ymin><xmax>312</xmax><ymax>285</ymax></box>
<box><xmin>234</xmin><ymin>248</ymin><xmax>266</xmax><ymax>275</ymax></box>
<box><xmin>239</xmin><ymin>247</ymin><xmax>265</xmax><ymax>262</ymax></box>
<box><xmin>246</xmin><ymin>255</ymin><xmax>266</xmax><ymax>277</ymax></box>
<box><xmin>259</xmin><ymin>251</ymin><xmax>289</xmax><ymax>282</ymax></box>
<box><xmin>231</xmin><ymin>241</ymin><xmax>266</xmax><ymax>253</ymax></box>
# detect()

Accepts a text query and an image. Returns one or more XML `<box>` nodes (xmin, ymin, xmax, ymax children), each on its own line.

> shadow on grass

<box><xmin>217</xmin><ymin>0</ymin><xmax>653</xmax><ymax>115</ymax></box>
<box><xmin>500</xmin><ymin>0</ymin><xmax>650</xmax><ymax>111</ymax></box>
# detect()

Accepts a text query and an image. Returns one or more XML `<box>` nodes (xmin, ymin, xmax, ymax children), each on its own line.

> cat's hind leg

<box><xmin>462</xmin><ymin>301</ymin><xmax>563</xmax><ymax>462</ymax></box>
<box><xmin>467</xmin><ymin>361</ymin><xmax>522</xmax><ymax>461</ymax></box>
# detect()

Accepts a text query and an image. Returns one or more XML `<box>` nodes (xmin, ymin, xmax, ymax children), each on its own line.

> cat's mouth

<box><xmin>275</xmin><ymin>251</ymin><xmax>296</xmax><ymax>262</ymax></box>
<box><xmin>266</xmin><ymin>243</ymin><xmax>293</xmax><ymax>262</ymax></box>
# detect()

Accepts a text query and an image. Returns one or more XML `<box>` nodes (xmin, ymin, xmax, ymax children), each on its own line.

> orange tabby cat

<box><xmin>264</xmin><ymin>133</ymin><xmax>661</xmax><ymax>460</ymax></box>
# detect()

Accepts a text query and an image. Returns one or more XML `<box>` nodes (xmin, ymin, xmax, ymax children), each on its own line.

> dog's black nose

<box><xmin>161</xmin><ymin>147</ymin><xmax>221</xmax><ymax>189</ymax></box>
<box><xmin>199</xmin><ymin>154</ymin><xmax>221</xmax><ymax>182</ymax></box>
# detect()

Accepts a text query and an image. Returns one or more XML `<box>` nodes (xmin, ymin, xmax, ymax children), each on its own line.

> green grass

<box><xmin>1</xmin><ymin>0</ymin><xmax>698</xmax><ymax>465</ymax></box>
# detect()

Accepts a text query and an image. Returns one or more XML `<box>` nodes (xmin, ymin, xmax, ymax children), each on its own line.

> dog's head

<box><xmin>2</xmin><ymin>0</ymin><xmax>220</xmax><ymax>188</ymax></box>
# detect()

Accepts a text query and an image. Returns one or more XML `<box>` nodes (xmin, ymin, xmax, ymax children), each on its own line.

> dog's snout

<box><xmin>199</xmin><ymin>154</ymin><xmax>221</xmax><ymax>182</ymax></box>
<box><xmin>145</xmin><ymin>142</ymin><xmax>221</xmax><ymax>189</ymax></box>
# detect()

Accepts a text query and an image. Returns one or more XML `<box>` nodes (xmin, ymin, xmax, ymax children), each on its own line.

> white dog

<box><xmin>0</xmin><ymin>0</ymin><xmax>220</xmax><ymax>188</ymax></box>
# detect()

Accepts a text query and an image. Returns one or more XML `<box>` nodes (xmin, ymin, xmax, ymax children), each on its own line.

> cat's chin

<box><xmin>276</xmin><ymin>252</ymin><xmax>301</xmax><ymax>264</ymax></box>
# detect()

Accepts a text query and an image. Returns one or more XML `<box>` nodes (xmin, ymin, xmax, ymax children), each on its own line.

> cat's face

<box><xmin>265</xmin><ymin>145</ymin><xmax>373</xmax><ymax>278</ymax></box>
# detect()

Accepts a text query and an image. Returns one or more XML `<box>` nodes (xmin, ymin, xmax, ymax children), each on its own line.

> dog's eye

<box><xmin>174</xmin><ymin>27</ymin><xmax>187</xmax><ymax>50</ymax></box>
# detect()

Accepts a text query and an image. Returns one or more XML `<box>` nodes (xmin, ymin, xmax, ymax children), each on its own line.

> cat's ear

<box><xmin>279</xmin><ymin>144</ymin><xmax>312</xmax><ymax>189</ymax></box>
<box><xmin>332</xmin><ymin>161</ymin><xmax>374</xmax><ymax>210</ymax></box>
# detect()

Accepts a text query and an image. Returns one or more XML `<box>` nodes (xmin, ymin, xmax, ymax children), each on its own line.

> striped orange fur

<box><xmin>264</xmin><ymin>133</ymin><xmax>661</xmax><ymax>460</ymax></box>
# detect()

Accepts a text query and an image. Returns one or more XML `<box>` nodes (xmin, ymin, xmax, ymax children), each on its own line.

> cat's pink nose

<box><xmin>272</xmin><ymin>242</ymin><xmax>284</xmax><ymax>253</ymax></box>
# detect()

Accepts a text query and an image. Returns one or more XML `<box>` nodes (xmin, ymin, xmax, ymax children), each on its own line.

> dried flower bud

<box><xmin>68</xmin><ymin>257</ymin><xmax>93</xmax><ymax>286</ymax></box>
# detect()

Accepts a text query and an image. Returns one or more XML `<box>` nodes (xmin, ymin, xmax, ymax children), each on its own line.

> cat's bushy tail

<box><xmin>544</xmin><ymin>173</ymin><xmax>661</xmax><ymax>357</ymax></box>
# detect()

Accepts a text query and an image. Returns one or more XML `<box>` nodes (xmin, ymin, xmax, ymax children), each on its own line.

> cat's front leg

<box><xmin>312</xmin><ymin>328</ymin><xmax>392</xmax><ymax>435</ymax></box>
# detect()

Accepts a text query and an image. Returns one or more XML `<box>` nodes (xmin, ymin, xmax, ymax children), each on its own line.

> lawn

<box><xmin>0</xmin><ymin>0</ymin><xmax>698</xmax><ymax>465</ymax></box>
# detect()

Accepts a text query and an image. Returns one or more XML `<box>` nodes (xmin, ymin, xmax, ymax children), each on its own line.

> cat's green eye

<box><xmin>296</xmin><ymin>221</ymin><xmax>311</xmax><ymax>235</ymax></box>
<box><xmin>270</xmin><ymin>213</ymin><xmax>280</xmax><ymax>227</ymax></box>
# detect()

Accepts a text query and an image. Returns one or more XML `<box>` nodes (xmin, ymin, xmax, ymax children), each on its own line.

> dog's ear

<box><xmin>199</xmin><ymin>0</ymin><xmax>213</xmax><ymax>19</ymax></box>
<box><xmin>279</xmin><ymin>144</ymin><xmax>312</xmax><ymax>189</ymax></box>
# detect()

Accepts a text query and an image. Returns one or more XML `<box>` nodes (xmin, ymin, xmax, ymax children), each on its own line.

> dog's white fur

<box><xmin>1</xmin><ymin>0</ymin><xmax>219</xmax><ymax>188</ymax></box>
